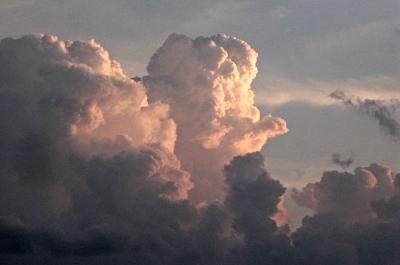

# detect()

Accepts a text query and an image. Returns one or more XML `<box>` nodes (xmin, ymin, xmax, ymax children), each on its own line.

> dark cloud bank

<box><xmin>0</xmin><ymin>34</ymin><xmax>400</xmax><ymax>265</ymax></box>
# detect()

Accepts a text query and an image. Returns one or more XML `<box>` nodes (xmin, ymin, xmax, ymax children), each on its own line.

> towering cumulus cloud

<box><xmin>0</xmin><ymin>33</ymin><xmax>292</xmax><ymax>264</ymax></box>
<box><xmin>2</xmin><ymin>32</ymin><xmax>400</xmax><ymax>265</ymax></box>
<box><xmin>144</xmin><ymin>33</ymin><xmax>288</xmax><ymax>201</ymax></box>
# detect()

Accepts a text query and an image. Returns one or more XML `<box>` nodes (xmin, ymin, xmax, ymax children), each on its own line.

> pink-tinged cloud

<box><xmin>145</xmin><ymin>33</ymin><xmax>288</xmax><ymax>201</ymax></box>
<box><xmin>292</xmin><ymin>163</ymin><xmax>396</xmax><ymax>223</ymax></box>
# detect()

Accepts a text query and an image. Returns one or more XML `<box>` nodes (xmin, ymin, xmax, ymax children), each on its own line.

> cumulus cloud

<box><xmin>330</xmin><ymin>90</ymin><xmax>400</xmax><ymax>141</ymax></box>
<box><xmin>0</xmin><ymin>33</ymin><xmax>294</xmax><ymax>264</ymax></box>
<box><xmin>292</xmin><ymin>163</ymin><xmax>396</xmax><ymax>223</ymax></box>
<box><xmin>292</xmin><ymin>166</ymin><xmax>400</xmax><ymax>265</ymax></box>
<box><xmin>0</xmin><ymin>34</ymin><xmax>192</xmax><ymax>229</ymax></box>
<box><xmin>0</xmin><ymin>34</ymin><xmax>177</xmax><ymax>152</ymax></box>
<box><xmin>144</xmin><ymin>33</ymin><xmax>288</xmax><ymax>201</ymax></box>
<box><xmin>222</xmin><ymin>152</ymin><xmax>293</xmax><ymax>264</ymax></box>
<box><xmin>0</xmin><ymin>34</ymin><xmax>189</xmax><ymax>265</ymax></box>
<box><xmin>5</xmin><ymin>32</ymin><xmax>400</xmax><ymax>265</ymax></box>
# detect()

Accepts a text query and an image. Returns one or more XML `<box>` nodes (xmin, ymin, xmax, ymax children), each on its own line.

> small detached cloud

<box><xmin>330</xmin><ymin>90</ymin><xmax>400</xmax><ymax>141</ymax></box>
<box><xmin>331</xmin><ymin>153</ymin><xmax>354</xmax><ymax>169</ymax></box>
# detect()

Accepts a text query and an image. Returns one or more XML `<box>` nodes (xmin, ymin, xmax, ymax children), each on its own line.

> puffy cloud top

<box><xmin>146</xmin><ymin>33</ymin><xmax>287</xmax><ymax>152</ymax></box>
<box><xmin>2</xmin><ymin>31</ymin><xmax>400</xmax><ymax>265</ymax></box>
<box><xmin>144</xmin><ymin>33</ymin><xmax>287</xmax><ymax>201</ymax></box>
<box><xmin>292</xmin><ymin>163</ymin><xmax>396</xmax><ymax>222</ymax></box>
<box><xmin>0</xmin><ymin>34</ymin><xmax>176</xmax><ymax>151</ymax></box>
<box><xmin>0</xmin><ymin>33</ymin><xmax>292</xmax><ymax>264</ymax></box>
<box><xmin>0</xmin><ymin>34</ymin><xmax>192</xmax><ymax>227</ymax></box>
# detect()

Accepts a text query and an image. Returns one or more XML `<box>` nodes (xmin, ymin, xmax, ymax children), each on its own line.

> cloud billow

<box><xmin>144</xmin><ymin>33</ymin><xmax>287</xmax><ymax>201</ymax></box>
<box><xmin>0</xmin><ymin>33</ymin><xmax>292</xmax><ymax>264</ymax></box>
<box><xmin>2</xmin><ymin>32</ymin><xmax>400</xmax><ymax>265</ymax></box>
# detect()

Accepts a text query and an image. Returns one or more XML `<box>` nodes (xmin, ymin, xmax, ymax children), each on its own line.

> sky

<box><xmin>0</xmin><ymin>1</ymin><xmax>400</xmax><ymax>264</ymax></box>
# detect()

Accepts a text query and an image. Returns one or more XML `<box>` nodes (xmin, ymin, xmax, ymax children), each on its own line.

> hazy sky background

<box><xmin>1</xmin><ymin>0</ymin><xmax>399</xmax><ymax>189</ymax></box>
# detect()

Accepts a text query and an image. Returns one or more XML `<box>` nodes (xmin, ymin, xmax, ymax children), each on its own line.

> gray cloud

<box><xmin>331</xmin><ymin>90</ymin><xmax>400</xmax><ymax>141</ymax></box>
<box><xmin>332</xmin><ymin>153</ymin><xmax>354</xmax><ymax>169</ymax></box>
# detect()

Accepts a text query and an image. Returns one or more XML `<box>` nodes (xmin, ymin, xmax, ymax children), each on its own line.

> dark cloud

<box><xmin>0</xmin><ymin>144</ymin><xmax>292</xmax><ymax>264</ymax></box>
<box><xmin>223</xmin><ymin>152</ymin><xmax>294</xmax><ymax>265</ymax></box>
<box><xmin>332</xmin><ymin>153</ymin><xmax>354</xmax><ymax>169</ymax></box>
<box><xmin>292</xmin><ymin>164</ymin><xmax>400</xmax><ymax>265</ymax></box>
<box><xmin>331</xmin><ymin>90</ymin><xmax>400</xmax><ymax>141</ymax></box>
<box><xmin>292</xmin><ymin>200</ymin><xmax>400</xmax><ymax>265</ymax></box>
<box><xmin>131</xmin><ymin>76</ymin><xmax>142</xmax><ymax>82</ymax></box>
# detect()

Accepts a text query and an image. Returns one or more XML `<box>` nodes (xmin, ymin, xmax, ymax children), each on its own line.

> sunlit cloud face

<box><xmin>144</xmin><ymin>33</ymin><xmax>288</xmax><ymax>201</ymax></box>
